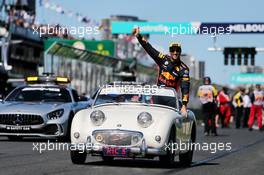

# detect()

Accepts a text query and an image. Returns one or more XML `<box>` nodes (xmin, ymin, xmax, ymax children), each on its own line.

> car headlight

<box><xmin>137</xmin><ymin>112</ymin><xmax>153</xmax><ymax>128</ymax></box>
<box><xmin>95</xmin><ymin>133</ymin><xmax>105</xmax><ymax>143</ymax></box>
<box><xmin>131</xmin><ymin>133</ymin><xmax>142</xmax><ymax>145</ymax></box>
<box><xmin>47</xmin><ymin>109</ymin><xmax>64</xmax><ymax>120</ymax></box>
<box><xmin>90</xmin><ymin>110</ymin><xmax>106</xmax><ymax>126</ymax></box>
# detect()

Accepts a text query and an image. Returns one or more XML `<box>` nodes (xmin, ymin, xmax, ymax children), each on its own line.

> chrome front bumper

<box><xmin>73</xmin><ymin>136</ymin><xmax>167</xmax><ymax>157</ymax></box>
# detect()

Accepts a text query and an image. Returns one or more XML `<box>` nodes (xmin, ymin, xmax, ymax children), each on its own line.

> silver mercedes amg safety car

<box><xmin>0</xmin><ymin>75</ymin><xmax>89</xmax><ymax>140</ymax></box>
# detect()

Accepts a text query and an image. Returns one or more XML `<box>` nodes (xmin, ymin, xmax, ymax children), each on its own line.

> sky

<box><xmin>36</xmin><ymin>0</ymin><xmax>264</xmax><ymax>86</ymax></box>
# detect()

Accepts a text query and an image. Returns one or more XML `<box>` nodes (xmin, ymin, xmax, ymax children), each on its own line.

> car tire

<box><xmin>70</xmin><ymin>150</ymin><xmax>87</xmax><ymax>164</ymax></box>
<box><xmin>102</xmin><ymin>156</ymin><xmax>114</xmax><ymax>162</ymax></box>
<box><xmin>159</xmin><ymin>129</ymin><xmax>176</xmax><ymax>167</ymax></box>
<box><xmin>63</xmin><ymin>113</ymin><xmax>74</xmax><ymax>143</ymax></box>
<box><xmin>8</xmin><ymin>136</ymin><xmax>22</xmax><ymax>141</ymax></box>
<box><xmin>179</xmin><ymin>147</ymin><xmax>193</xmax><ymax>167</ymax></box>
<box><xmin>179</xmin><ymin>126</ymin><xmax>195</xmax><ymax>167</ymax></box>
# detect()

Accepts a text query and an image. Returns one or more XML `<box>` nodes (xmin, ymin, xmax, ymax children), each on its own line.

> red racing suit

<box><xmin>136</xmin><ymin>34</ymin><xmax>190</xmax><ymax>105</ymax></box>
<box><xmin>217</xmin><ymin>90</ymin><xmax>232</xmax><ymax>127</ymax></box>
<box><xmin>248</xmin><ymin>90</ymin><xmax>264</xmax><ymax>129</ymax></box>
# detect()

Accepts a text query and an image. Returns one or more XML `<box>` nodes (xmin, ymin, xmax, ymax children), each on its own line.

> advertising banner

<box><xmin>111</xmin><ymin>21</ymin><xmax>264</xmax><ymax>35</ymax></box>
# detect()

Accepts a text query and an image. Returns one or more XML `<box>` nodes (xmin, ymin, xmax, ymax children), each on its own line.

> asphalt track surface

<box><xmin>0</xmin><ymin>125</ymin><xmax>263</xmax><ymax>175</ymax></box>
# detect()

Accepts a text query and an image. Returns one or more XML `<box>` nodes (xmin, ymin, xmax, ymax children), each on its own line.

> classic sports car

<box><xmin>0</xmin><ymin>75</ymin><xmax>89</xmax><ymax>140</ymax></box>
<box><xmin>70</xmin><ymin>82</ymin><xmax>196</xmax><ymax>166</ymax></box>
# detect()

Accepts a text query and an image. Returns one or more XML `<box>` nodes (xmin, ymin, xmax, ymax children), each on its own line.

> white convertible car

<box><xmin>70</xmin><ymin>83</ymin><xmax>196</xmax><ymax>166</ymax></box>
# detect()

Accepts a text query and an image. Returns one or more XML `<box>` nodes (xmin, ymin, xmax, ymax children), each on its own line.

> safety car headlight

<box><xmin>47</xmin><ymin>109</ymin><xmax>64</xmax><ymax>120</ymax></box>
<box><xmin>90</xmin><ymin>110</ymin><xmax>106</xmax><ymax>126</ymax></box>
<box><xmin>137</xmin><ymin>112</ymin><xmax>153</xmax><ymax>128</ymax></box>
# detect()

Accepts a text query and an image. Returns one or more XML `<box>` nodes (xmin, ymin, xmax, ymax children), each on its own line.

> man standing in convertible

<box><xmin>132</xmin><ymin>27</ymin><xmax>190</xmax><ymax>117</ymax></box>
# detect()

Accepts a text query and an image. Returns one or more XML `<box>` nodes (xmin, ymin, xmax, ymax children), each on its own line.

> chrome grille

<box><xmin>0</xmin><ymin>114</ymin><xmax>44</xmax><ymax>125</ymax></box>
<box><xmin>93</xmin><ymin>130</ymin><xmax>143</xmax><ymax>146</ymax></box>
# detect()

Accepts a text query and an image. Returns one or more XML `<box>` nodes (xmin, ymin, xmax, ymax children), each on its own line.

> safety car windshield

<box><xmin>5</xmin><ymin>87</ymin><xmax>72</xmax><ymax>103</ymax></box>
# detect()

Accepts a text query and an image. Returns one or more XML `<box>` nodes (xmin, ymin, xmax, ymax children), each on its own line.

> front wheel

<box><xmin>179</xmin><ymin>147</ymin><xmax>193</xmax><ymax>166</ymax></box>
<box><xmin>179</xmin><ymin>127</ymin><xmax>195</xmax><ymax>166</ymax></box>
<box><xmin>159</xmin><ymin>129</ymin><xmax>176</xmax><ymax>167</ymax></box>
<box><xmin>65</xmin><ymin>113</ymin><xmax>74</xmax><ymax>142</ymax></box>
<box><xmin>70</xmin><ymin>150</ymin><xmax>87</xmax><ymax>164</ymax></box>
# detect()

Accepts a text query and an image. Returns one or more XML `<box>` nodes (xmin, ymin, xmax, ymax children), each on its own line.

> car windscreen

<box><xmin>94</xmin><ymin>86</ymin><xmax>176</xmax><ymax>108</ymax></box>
<box><xmin>95</xmin><ymin>94</ymin><xmax>176</xmax><ymax>108</ymax></box>
<box><xmin>5</xmin><ymin>87</ymin><xmax>72</xmax><ymax>103</ymax></box>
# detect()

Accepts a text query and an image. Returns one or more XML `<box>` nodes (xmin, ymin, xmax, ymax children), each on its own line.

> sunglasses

<box><xmin>169</xmin><ymin>46</ymin><xmax>181</xmax><ymax>53</ymax></box>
